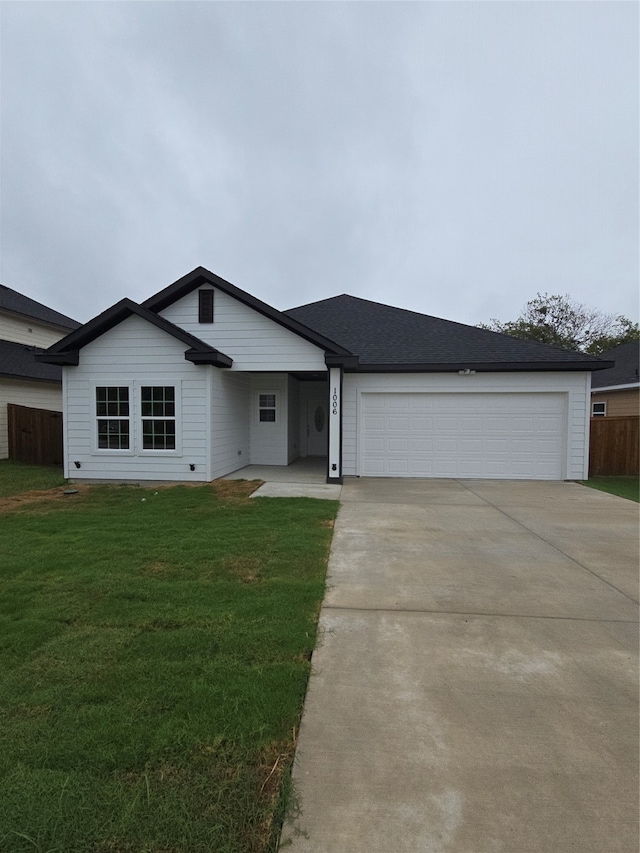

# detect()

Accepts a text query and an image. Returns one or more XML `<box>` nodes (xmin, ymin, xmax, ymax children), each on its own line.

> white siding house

<box><xmin>38</xmin><ymin>267</ymin><xmax>609</xmax><ymax>483</ymax></box>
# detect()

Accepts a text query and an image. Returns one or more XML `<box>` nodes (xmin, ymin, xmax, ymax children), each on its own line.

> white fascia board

<box><xmin>591</xmin><ymin>382</ymin><xmax>640</xmax><ymax>393</ymax></box>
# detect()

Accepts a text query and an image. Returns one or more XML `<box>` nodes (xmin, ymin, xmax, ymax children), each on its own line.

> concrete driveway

<box><xmin>281</xmin><ymin>479</ymin><xmax>639</xmax><ymax>853</ymax></box>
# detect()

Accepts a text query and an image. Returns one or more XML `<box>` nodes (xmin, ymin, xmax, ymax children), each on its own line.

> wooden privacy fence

<box><xmin>8</xmin><ymin>404</ymin><xmax>63</xmax><ymax>467</ymax></box>
<box><xmin>589</xmin><ymin>416</ymin><xmax>639</xmax><ymax>477</ymax></box>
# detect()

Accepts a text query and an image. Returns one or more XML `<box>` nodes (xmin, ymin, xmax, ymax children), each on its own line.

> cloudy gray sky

<box><xmin>1</xmin><ymin>1</ymin><xmax>637</xmax><ymax>328</ymax></box>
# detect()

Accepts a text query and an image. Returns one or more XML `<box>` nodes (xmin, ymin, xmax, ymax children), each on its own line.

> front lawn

<box><xmin>581</xmin><ymin>476</ymin><xmax>639</xmax><ymax>502</ymax></box>
<box><xmin>0</xmin><ymin>477</ymin><xmax>338</xmax><ymax>852</ymax></box>
<box><xmin>0</xmin><ymin>459</ymin><xmax>66</xmax><ymax>497</ymax></box>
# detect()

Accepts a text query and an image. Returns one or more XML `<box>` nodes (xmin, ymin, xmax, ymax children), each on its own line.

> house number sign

<box><xmin>331</xmin><ymin>387</ymin><xmax>338</xmax><ymax>415</ymax></box>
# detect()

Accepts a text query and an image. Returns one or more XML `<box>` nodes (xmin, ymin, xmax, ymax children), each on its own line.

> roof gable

<box><xmin>35</xmin><ymin>299</ymin><xmax>232</xmax><ymax>368</ymax></box>
<box><xmin>142</xmin><ymin>267</ymin><xmax>351</xmax><ymax>356</ymax></box>
<box><xmin>0</xmin><ymin>284</ymin><xmax>80</xmax><ymax>331</ymax></box>
<box><xmin>285</xmin><ymin>295</ymin><xmax>613</xmax><ymax>372</ymax></box>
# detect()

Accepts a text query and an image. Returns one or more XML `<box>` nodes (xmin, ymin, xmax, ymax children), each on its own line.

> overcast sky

<box><xmin>1</xmin><ymin>2</ymin><xmax>637</xmax><ymax>328</ymax></box>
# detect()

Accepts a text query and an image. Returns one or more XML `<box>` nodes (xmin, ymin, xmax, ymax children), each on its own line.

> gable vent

<box><xmin>198</xmin><ymin>289</ymin><xmax>214</xmax><ymax>323</ymax></box>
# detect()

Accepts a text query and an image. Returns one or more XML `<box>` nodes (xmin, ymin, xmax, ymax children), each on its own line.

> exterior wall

<box><xmin>342</xmin><ymin>372</ymin><xmax>591</xmax><ymax>480</ymax></box>
<box><xmin>0</xmin><ymin>379</ymin><xmax>62</xmax><ymax>459</ymax></box>
<box><xmin>287</xmin><ymin>376</ymin><xmax>300</xmax><ymax>463</ymax></box>
<box><xmin>158</xmin><ymin>286</ymin><xmax>327</xmax><ymax>371</ymax></box>
<box><xmin>63</xmin><ymin>315</ymin><xmax>209</xmax><ymax>482</ymax></box>
<box><xmin>249</xmin><ymin>373</ymin><xmax>289</xmax><ymax>465</ymax></box>
<box><xmin>210</xmin><ymin>370</ymin><xmax>251</xmax><ymax>479</ymax></box>
<box><xmin>591</xmin><ymin>388</ymin><xmax>639</xmax><ymax>418</ymax></box>
<box><xmin>0</xmin><ymin>312</ymin><xmax>69</xmax><ymax>349</ymax></box>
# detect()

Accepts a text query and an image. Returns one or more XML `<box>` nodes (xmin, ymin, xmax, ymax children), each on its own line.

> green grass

<box><xmin>0</xmin><ymin>475</ymin><xmax>338</xmax><ymax>852</ymax></box>
<box><xmin>581</xmin><ymin>476</ymin><xmax>639</xmax><ymax>502</ymax></box>
<box><xmin>0</xmin><ymin>459</ymin><xmax>66</xmax><ymax>497</ymax></box>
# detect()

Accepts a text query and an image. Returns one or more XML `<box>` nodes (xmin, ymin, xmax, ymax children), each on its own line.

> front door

<box><xmin>307</xmin><ymin>398</ymin><xmax>327</xmax><ymax>456</ymax></box>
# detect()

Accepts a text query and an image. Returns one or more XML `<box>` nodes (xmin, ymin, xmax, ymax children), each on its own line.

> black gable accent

<box><xmin>35</xmin><ymin>299</ymin><xmax>233</xmax><ymax>368</ymax></box>
<box><xmin>142</xmin><ymin>267</ymin><xmax>352</xmax><ymax>356</ymax></box>
<box><xmin>285</xmin><ymin>295</ymin><xmax>613</xmax><ymax>372</ymax></box>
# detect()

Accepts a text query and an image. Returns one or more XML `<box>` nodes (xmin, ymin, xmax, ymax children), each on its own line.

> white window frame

<box><xmin>591</xmin><ymin>401</ymin><xmax>606</xmax><ymax>417</ymax></box>
<box><xmin>91</xmin><ymin>381</ymin><xmax>182</xmax><ymax>455</ymax></box>
<box><xmin>257</xmin><ymin>391</ymin><xmax>278</xmax><ymax>424</ymax></box>
<box><xmin>93</xmin><ymin>383</ymin><xmax>134</xmax><ymax>455</ymax></box>
<box><xmin>136</xmin><ymin>381</ymin><xmax>182</xmax><ymax>456</ymax></box>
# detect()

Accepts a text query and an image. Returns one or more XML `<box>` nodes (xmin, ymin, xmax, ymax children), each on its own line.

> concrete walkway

<box><xmin>222</xmin><ymin>457</ymin><xmax>341</xmax><ymax>500</ymax></box>
<box><xmin>281</xmin><ymin>479</ymin><xmax>639</xmax><ymax>853</ymax></box>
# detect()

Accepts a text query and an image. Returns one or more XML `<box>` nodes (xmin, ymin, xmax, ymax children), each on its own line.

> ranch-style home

<box><xmin>37</xmin><ymin>267</ymin><xmax>611</xmax><ymax>484</ymax></box>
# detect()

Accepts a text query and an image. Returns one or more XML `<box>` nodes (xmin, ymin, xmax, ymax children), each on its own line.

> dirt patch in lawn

<box><xmin>0</xmin><ymin>479</ymin><xmax>262</xmax><ymax>514</ymax></box>
<box><xmin>0</xmin><ymin>484</ymin><xmax>92</xmax><ymax>513</ymax></box>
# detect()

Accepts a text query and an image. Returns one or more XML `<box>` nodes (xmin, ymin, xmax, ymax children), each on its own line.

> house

<box><xmin>0</xmin><ymin>284</ymin><xmax>80</xmax><ymax>460</ymax></box>
<box><xmin>590</xmin><ymin>340</ymin><xmax>639</xmax><ymax>418</ymax></box>
<box><xmin>37</xmin><ymin>267</ymin><xmax>612</xmax><ymax>483</ymax></box>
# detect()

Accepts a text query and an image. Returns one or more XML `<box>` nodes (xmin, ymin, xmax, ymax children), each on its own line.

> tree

<box><xmin>480</xmin><ymin>293</ymin><xmax>639</xmax><ymax>355</ymax></box>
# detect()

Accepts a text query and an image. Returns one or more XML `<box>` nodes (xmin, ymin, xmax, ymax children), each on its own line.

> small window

<box><xmin>259</xmin><ymin>393</ymin><xmax>276</xmax><ymax>423</ymax></box>
<box><xmin>141</xmin><ymin>386</ymin><xmax>176</xmax><ymax>449</ymax></box>
<box><xmin>592</xmin><ymin>401</ymin><xmax>606</xmax><ymax>417</ymax></box>
<box><xmin>96</xmin><ymin>386</ymin><xmax>130</xmax><ymax>449</ymax></box>
<box><xmin>198</xmin><ymin>289</ymin><xmax>214</xmax><ymax>323</ymax></box>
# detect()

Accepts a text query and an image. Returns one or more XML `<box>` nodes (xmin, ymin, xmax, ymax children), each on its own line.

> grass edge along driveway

<box><xmin>0</xmin><ymin>471</ymin><xmax>338</xmax><ymax>853</ymax></box>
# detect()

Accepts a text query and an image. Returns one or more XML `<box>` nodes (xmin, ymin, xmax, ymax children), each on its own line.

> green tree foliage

<box><xmin>480</xmin><ymin>293</ymin><xmax>639</xmax><ymax>354</ymax></box>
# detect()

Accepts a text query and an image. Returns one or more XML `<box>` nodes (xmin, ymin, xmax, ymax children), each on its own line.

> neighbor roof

<box><xmin>0</xmin><ymin>339</ymin><xmax>62</xmax><ymax>383</ymax></box>
<box><xmin>0</xmin><ymin>284</ymin><xmax>80</xmax><ymax>331</ymax></box>
<box><xmin>285</xmin><ymin>294</ymin><xmax>612</xmax><ymax>372</ymax></box>
<box><xmin>590</xmin><ymin>340</ymin><xmax>640</xmax><ymax>389</ymax></box>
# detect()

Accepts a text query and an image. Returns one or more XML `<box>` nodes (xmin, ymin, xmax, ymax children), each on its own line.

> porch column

<box><xmin>327</xmin><ymin>366</ymin><xmax>343</xmax><ymax>484</ymax></box>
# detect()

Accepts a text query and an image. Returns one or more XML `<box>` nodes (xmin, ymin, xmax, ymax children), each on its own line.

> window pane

<box><xmin>259</xmin><ymin>409</ymin><xmax>276</xmax><ymax>422</ymax></box>
<box><xmin>97</xmin><ymin>419</ymin><xmax>129</xmax><ymax>449</ymax></box>
<box><xmin>259</xmin><ymin>394</ymin><xmax>276</xmax><ymax>408</ymax></box>
<box><xmin>96</xmin><ymin>387</ymin><xmax>128</xmax><ymax>417</ymax></box>
<box><xmin>142</xmin><ymin>419</ymin><xmax>176</xmax><ymax>450</ymax></box>
<box><xmin>141</xmin><ymin>387</ymin><xmax>174</xmax><ymax>418</ymax></box>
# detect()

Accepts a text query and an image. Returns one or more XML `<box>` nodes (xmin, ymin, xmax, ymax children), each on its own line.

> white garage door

<box><xmin>360</xmin><ymin>392</ymin><xmax>565</xmax><ymax>479</ymax></box>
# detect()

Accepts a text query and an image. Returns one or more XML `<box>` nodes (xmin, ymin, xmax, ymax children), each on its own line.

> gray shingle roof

<box><xmin>0</xmin><ymin>284</ymin><xmax>80</xmax><ymax>330</ymax></box>
<box><xmin>590</xmin><ymin>340</ymin><xmax>640</xmax><ymax>388</ymax></box>
<box><xmin>0</xmin><ymin>339</ymin><xmax>62</xmax><ymax>382</ymax></box>
<box><xmin>285</xmin><ymin>294</ymin><xmax>608</xmax><ymax>369</ymax></box>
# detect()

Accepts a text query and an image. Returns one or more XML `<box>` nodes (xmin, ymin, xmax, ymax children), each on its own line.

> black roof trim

<box><xmin>142</xmin><ymin>267</ymin><xmax>353</xmax><ymax>357</ymax></box>
<box><xmin>185</xmin><ymin>349</ymin><xmax>233</xmax><ymax>367</ymax></box>
<box><xmin>35</xmin><ymin>299</ymin><xmax>233</xmax><ymax>366</ymax></box>
<box><xmin>36</xmin><ymin>351</ymin><xmax>80</xmax><ymax>366</ymax></box>
<box><xmin>349</xmin><ymin>361</ymin><xmax>615</xmax><ymax>374</ymax></box>
<box><xmin>325</xmin><ymin>354</ymin><xmax>359</xmax><ymax>369</ymax></box>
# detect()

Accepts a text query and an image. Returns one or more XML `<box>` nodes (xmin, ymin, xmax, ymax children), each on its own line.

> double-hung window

<box><xmin>95</xmin><ymin>384</ymin><xmax>179</xmax><ymax>453</ymax></box>
<box><xmin>96</xmin><ymin>386</ymin><xmax>130</xmax><ymax>449</ymax></box>
<box><xmin>259</xmin><ymin>393</ymin><xmax>277</xmax><ymax>423</ymax></box>
<box><xmin>141</xmin><ymin>386</ymin><xmax>176</xmax><ymax>450</ymax></box>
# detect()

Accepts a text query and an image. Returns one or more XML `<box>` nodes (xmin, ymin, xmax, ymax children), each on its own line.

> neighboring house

<box><xmin>590</xmin><ymin>340</ymin><xmax>639</xmax><ymax>418</ymax></box>
<box><xmin>37</xmin><ymin>267</ymin><xmax>611</xmax><ymax>483</ymax></box>
<box><xmin>0</xmin><ymin>285</ymin><xmax>80</xmax><ymax>459</ymax></box>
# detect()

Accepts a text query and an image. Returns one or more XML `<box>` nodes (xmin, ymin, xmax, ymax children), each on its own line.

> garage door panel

<box><xmin>360</xmin><ymin>393</ymin><xmax>565</xmax><ymax>480</ymax></box>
